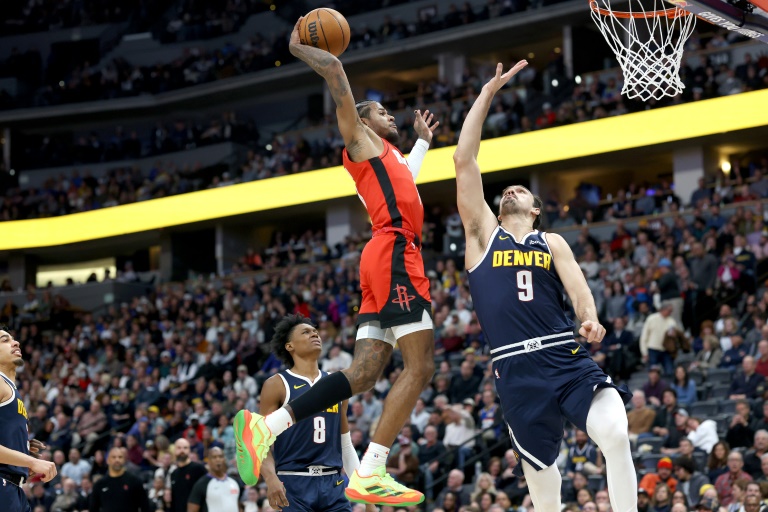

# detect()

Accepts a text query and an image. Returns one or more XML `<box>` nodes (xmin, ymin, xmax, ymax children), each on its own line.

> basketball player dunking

<box><xmin>259</xmin><ymin>315</ymin><xmax>375</xmax><ymax>512</ymax></box>
<box><xmin>234</xmin><ymin>17</ymin><xmax>438</xmax><ymax>507</ymax></box>
<box><xmin>0</xmin><ymin>326</ymin><xmax>57</xmax><ymax>512</ymax></box>
<box><xmin>453</xmin><ymin>63</ymin><xmax>637</xmax><ymax>512</ymax></box>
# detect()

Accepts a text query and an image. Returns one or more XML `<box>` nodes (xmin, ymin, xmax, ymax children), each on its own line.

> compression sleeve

<box><xmin>341</xmin><ymin>432</ymin><xmax>359</xmax><ymax>476</ymax></box>
<box><xmin>406</xmin><ymin>139</ymin><xmax>430</xmax><ymax>180</ymax></box>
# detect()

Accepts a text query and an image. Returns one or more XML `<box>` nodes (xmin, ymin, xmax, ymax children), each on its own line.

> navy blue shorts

<box><xmin>493</xmin><ymin>339</ymin><xmax>632</xmax><ymax>472</ymax></box>
<box><xmin>0</xmin><ymin>479</ymin><xmax>31</xmax><ymax>512</ymax></box>
<box><xmin>279</xmin><ymin>473</ymin><xmax>351</xmax><ymax>512</ymax></box>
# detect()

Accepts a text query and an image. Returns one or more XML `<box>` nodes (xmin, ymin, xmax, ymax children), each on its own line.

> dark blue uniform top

<box><xmin>467</xmin><ymin>227</ymin><xmax>575</xmax><ymax>360</ymax></box>
<box><xmin>272</xmin><ymin>370</ymin><xmax>343</xmax><ymax>472</ymax></box>
<box><xmin>0</xmin><ymin>371</ymin><xmax>29</xmax><ymax>477</ymax></box>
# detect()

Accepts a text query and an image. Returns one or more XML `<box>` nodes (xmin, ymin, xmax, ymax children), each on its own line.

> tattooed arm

<box><xmin>289</xmin><ymin>17</ymin><xmax>378</xmax><ymax>161</ymax></box>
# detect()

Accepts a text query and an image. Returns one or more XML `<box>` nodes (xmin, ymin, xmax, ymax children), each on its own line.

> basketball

<box><xmin>299</xmin><ymin>8</ymin><xmax>350</xmax><ymax>57</ymax></box>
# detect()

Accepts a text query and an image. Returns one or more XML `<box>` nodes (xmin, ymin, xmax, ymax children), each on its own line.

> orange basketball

<box><xmin>299</xmin><ymin>8</ymin><xmax>350</xmax><ymax>57</ymax></box>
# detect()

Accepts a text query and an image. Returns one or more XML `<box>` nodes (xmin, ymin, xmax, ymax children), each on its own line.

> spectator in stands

<box><xmin>644</xmin><ymin>366</ymin><xmax>671</xmax><ymax>406</ymax></box>
<box><xmin>721</xmin><ymin>337</ymin><xmax>750</xmax><ymax>369</ymax></box>
<box><xmin>727</xmin><ymin>478</ymin><xmax>750</xmax><ymax>512</ymax></box>
<box><xmin>691</xmin><ymin>178</ymin><xmax>713</xmax><ymax>207</ymax></box>
<box><xmin>662</xmin><ymin>412</ymin><xmax>695</xmax><ymax>456</ymax></box>
<box><xmin>726</xmin><ymin>400</ymin><xmax>759</xmax><ymax>449</ymax></box>
<box><xmin>60</xmin><ymin>447</ymin><xmax>91</xmax><ymax>485</ymax></box>
<box><xmin>687</xmin><ymin>416</ymin><xmax>720</xmax><ymax>454</ymax></box>
<box><xmin>435</xmin><ymin>469</ymin><xmax>473</xmax><ymax>507</ymax></box>
<box><xmin>672</xmin><ymin>366</ymin><xmax>698</xmax><ymax>407</ymax></box>
<box><xmin>653</xmin><ymin>389</ymin><xmax>681</xmax><ymax>439</ymax></box>
<box><xmin>642</xmin><ymin>304</ymin><xmax>679</xmax><ymax>376</ymax></box>
<box><xmin>715</xmin><ymin>451</ymin><xmax>753</xmax><ymax>506</ymax></box>
<box><xmin>691</xmin><ymin>334</ymin><xmax>723</xmax><ymax>373</ymax></box>
<box><xmin>729</xmin><ymin>356</ymin><xmax>766</xmax><ymax>399</ymax></box>
<box><xmin>52</xmin><ymin>477</ymin><xmax>80</xmax><ymax>512</ymax></box>
<box><xmin>753</xmin><ymin>341</ymin><xmax>768</xmax><ymax>378</ymax></box>
<box><xmin>640</xmin><ymin>457</ymin><xmax>678</xmax><ymax>495</ymax></box>
<box><xmin>566</xmin><ymin>429</ymin><xmax>600</xmax><ymax>477</ymax></box>
<box><xmin>442</xmin><ymin>404</ymin><xmax>476</xmax><ymax>470</ymax></box>
<box><xmin>76</xmin><ymin>400</ymin><xmax>108</xmax><ymax>456</ymax></box>
<box><xmin>675</xmin><ymin>455</ymin><xmax>711</xmax><ymax>507</ymax></box>
<box><xmin>602</xmin><ymin>316</ymin><xmax>635</xmax><ymax>381</ymax></box>
<box><xmin>638</xmin><ymin>488</ymin><xmax>653</xmax><ymax>512</ymax></box>
<box><xmin>28</xmin><ymin>482</ymin><xmax>54</xmax><ymax>511</ymax></box>
<box><xmin>654</xmin><ymin>482</ymin><xmax>674</xmax><ymax>512</ymax></box>
<box><xmin>658</xmin><ymin>258</ymin><xmax>684</xmax><ymax>328</ymax></box>
<box><xmin>744</xmin><ymin>431</ymin><xmax>768</xmax><ymax>480</ymax></box>
<box><xmin>744</xmin><ymin>494</ymin><xmax>763</xmax><ymax>512</ymax></box>
<box><xmin>449</xmin><ymin>360</ymin><xmax>483</xmax><ymax>404</ymax></box>
<box><xmin>418</xmin><ymin>424</ymin><xmax>446</xmax><ymax>500</ymax></box>
<box><xmin>629</xmin><ymin>389</ymin><xmax>657</xmax><ymax>443</ymax></box>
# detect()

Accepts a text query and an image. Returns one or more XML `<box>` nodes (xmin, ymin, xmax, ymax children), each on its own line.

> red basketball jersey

<box><xmin>342</xmin><ymin>139</ymin><xmax>423</xmax><ymax>235</ymax></box>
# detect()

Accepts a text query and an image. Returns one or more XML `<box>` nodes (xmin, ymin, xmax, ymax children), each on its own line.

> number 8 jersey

<box><xmin>272</xmin><ymin>370</ymin><xmax>343</xmax><ymax>472</ymax></box>
<box><xmin>467</xmin><ymin>227</ymin><xmax>575</xmax><ymax>362</ymax></box>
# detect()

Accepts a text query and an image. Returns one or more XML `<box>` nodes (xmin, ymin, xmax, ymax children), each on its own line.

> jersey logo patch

<box><xmin>293</xmin><ymin>384</ymin><xmax>307</xmax><ymax>389</ymax></box>
<box><xmin>495</xmin><ymin>369</ymin><xmax>500</xmax><ymax>379</ymax></box>
<box><xmin>525</xmin><ymin>340</ymin><xmax>540</xmax><ymax>352</ymax></box>
<box><xmin>528</xmin><ymin>239</ymin><xmax>545</xmax><ymax>246</ymax></box>
<box><xmin>571</xmin><ymin>346</ymin><xmax>581</xmax><ymax>355</ymax></box>
<box><xmin>337</xmin><ymin>479</ymin><xmax>344</xmax><ymax>486</ymax></box>
<box><xmin>391</xmin><ymin>284</ymin><xmax>415</xmax><ymax>311</ymax></box>
<box><xmin>499</xmin><ymin>235</ymin><xmax>510</xmax><ymax>240</ymax></box>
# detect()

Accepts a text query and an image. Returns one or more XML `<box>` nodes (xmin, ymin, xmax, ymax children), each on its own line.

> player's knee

<box><xmin>421</xmin><ymin>358</ymin><xmax>436</xmax><ymax>385</ymax></box>
<box><xmin>594</xmin><ymin>416</ymin><xmax>629</xmax><ymax>451</ymax></box>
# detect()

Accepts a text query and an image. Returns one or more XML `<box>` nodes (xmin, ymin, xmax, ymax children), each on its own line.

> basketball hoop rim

<box><xmin>589</xmin><ymin>0</ymin><xmax>687</xmax><ymax>19</ymax></box>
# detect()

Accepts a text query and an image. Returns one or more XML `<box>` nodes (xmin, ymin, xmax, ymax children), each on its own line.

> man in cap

<box><xmin>639</xmin><ymin>456</ymin><xmax>678</xmax><ymax>495</ymax></box>
<box><xmin>638</xmin><ymin>488</ymin><xmax>653</xmax><ymax>512</ymax></box>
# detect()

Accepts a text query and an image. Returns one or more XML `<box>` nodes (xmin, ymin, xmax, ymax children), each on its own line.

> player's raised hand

<box><xmin>267</xmin><ymin>479</ymin><xmax>289</xmax><ymax>511</ymax></box>
<box><xmin>29</xmin><ymin>458</ymin><xmax>57</xmax><ymax>483</ymax></box>
<box><xmin>483</xmin><ymin>61</ymin><xmax>528</xmax><ymax>95</ymax></box>
<box><xmin>413</xmin><ymin>109</ymin><xmax>439</xmax><ymax>144</ymax></box>
<box><xmin>579</xmin><ymin>320</ymin><xmax>606</xmax><ymax>344</ymax></box>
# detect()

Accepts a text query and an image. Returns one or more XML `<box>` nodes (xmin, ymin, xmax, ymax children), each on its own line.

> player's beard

<box><xmin>499</xmin><ymin>197</ymin><xmax>521</xmax><ymax>217</ymax></box>
<box><xmin>13</xmin><ymin>357</ymin><xmax>23</xmax><ymax>367</ymax></box>
<box><xmin>384</xmin><ymin>128</ymin><xmax>399</xmax><ymax>145</ymax></box>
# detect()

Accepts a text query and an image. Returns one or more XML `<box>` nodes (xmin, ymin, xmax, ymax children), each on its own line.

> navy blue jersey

<box><xmin>467</xmin><ymin>227</ymin><xmax>575</xmax><ymax>360</ymax></box>
<box><xmin>272</xmin><ymin>370</ymin><xmax>343</xmax><ymax>472</ymax></box>
<box><xmin>0</xmin><ymin>372</ymin><xmax>29</xmax><ymax>477</ymax></box>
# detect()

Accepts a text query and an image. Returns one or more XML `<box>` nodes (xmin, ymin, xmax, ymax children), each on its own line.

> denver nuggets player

<box><xmin>452</xmin><ymin>63</ymin><xmax>637</xmax><ymax>512</ymax></box>
<box><xmin>258</xmin><ymin>315</ymin><xmax>375</xmax><ymax>512</ymax></box>
<box><xmin>0</xmin><ymin>326</ymin><xmax>57</xmax><ymax>512</ymax></box>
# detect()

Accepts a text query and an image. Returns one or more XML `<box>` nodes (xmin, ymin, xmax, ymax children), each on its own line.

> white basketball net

<box><xmin>590</xmin><ymin>0</ymin><xmax>696</xmax><ymax>101</ymax></box>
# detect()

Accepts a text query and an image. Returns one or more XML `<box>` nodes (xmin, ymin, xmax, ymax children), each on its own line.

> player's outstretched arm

<box><xmin>453</xmin><ymin>62</ymin><xmax>527</xmax><ymax>263</ymax></box>
<box><xmin>259</xmin><ymin>376</ymin><xmax>289</xmax><ymax>511</ymax></box>
<box><xmin>546</xmin><ymin>232</ymin><xmax>606</xmax><ymax>344</ymax></box>
<box><xmin>288</xmin><ymin>18</ymin><xmax>374</xmax><ymax>161</ymax></box>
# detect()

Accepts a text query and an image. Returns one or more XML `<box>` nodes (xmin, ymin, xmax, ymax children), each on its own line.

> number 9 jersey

<box><xmin>467</xmin><ymin>227</ymin><xmax>575</xmax><ymax>359</ymax></box>
<box><xmin>272</xmin><ymin>370</ymin><xmax>343</xmax><ymax>472</ymax></box>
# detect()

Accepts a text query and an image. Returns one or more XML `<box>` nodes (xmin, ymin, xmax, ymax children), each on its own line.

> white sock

<box><xmin>264</xmin><ymin>408</ymin><xmax>293</xmax><ymax>437</ymax></box>
<box><xmin>586</xmin><ymin>388</ymin><xmax>638</xmax><ymax>512</ymax></box>
<box><xmin>358</xmin><ymin>442</ymin><xmax>390</xmax><ymax>477</ymax></box>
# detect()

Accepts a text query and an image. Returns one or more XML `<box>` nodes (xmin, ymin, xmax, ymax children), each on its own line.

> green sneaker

<box><xmin>345</xmin><ymin>467</ymin><xmax>425</xmax><ymax>506</ymax></box>
<box><xmin>233</xmin><ymin>410</ymin><xmax>276</xmax><ymax>486</ymax></box>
